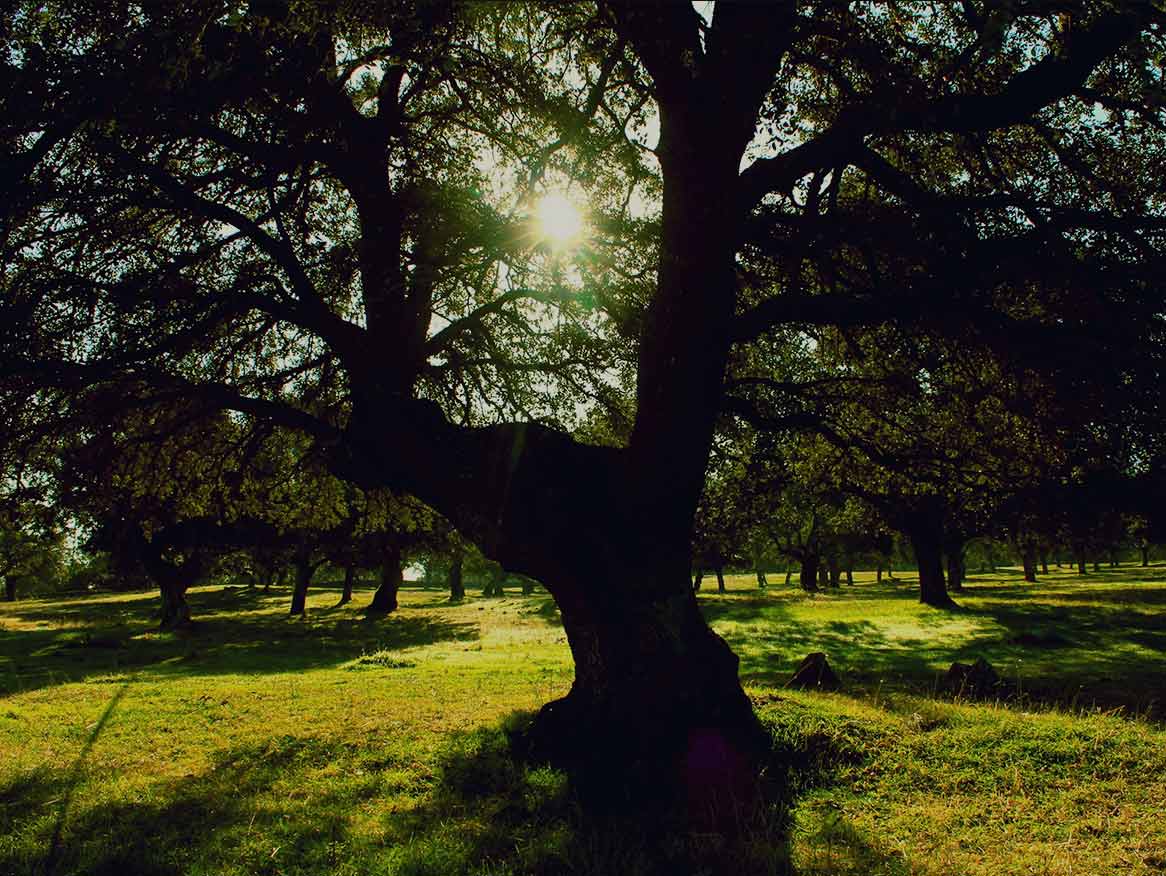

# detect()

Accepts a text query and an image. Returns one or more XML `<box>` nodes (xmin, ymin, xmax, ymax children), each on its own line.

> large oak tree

<box><xmin>3</xmin><ymin>1</ymin><xmax>1164</xmax><ymax>791</ymax></box>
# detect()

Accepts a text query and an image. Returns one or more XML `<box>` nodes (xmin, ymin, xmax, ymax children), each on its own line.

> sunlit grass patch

<box><xmin>1</xmin><ymin>570</ymin><xmax>1165</xmax><ymax>874</ymax></box>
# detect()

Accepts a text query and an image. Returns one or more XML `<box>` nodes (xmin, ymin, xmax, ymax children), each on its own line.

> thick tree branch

<box><xmin>737</xmin><ymin>8</ymin><xmax>1148</xmax><ymax>212</ymax></box>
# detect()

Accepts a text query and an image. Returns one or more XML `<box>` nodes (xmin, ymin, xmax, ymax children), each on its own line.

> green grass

<box><xmin>1</xmin><ymin>568</ymin><xmax>1165</xmax><ymax>875</ymax></box>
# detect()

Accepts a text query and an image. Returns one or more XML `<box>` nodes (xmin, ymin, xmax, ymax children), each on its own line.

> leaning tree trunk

<box><xmin>692</xmin><ymin>568</ymin><xmax>703</xmax><ymax>592</ymax></box>
<box><xmin>289</xmin><ymin>549</ymin><xmax>313</xmax><ymax>616</ymax></box>
<box><xmin>784</xmin><ymin>564</ymin><xmax>792</xmax><ymax>586</ymax></box>
<box><xmin>339</xmin><ymin>562</ymin><xmax>356</xmax><ymax>605</ymax></box>
<box><xmin>369</xmin><ymin>543</ymin><xmax>403</xmax><ymax>613</ymax></box>
<box><xmin>910</xmin><ymin>521</ymin><xmax>955</xmax><ymax>608</ymax></box>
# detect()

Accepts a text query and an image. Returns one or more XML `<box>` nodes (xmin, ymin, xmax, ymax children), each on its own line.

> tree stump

<box><xmin>946</xmin><ymin>657</ymin><xmax>1000</xmax><ymax>697</ymax></box>
<box><xmin>786</xmin><ymin>652</ymin><xmax>840</xmax><ymax>690</ymax></box>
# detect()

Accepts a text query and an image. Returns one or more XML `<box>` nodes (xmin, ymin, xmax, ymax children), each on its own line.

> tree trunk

<box><xmin>1039</xmin><ymin>551</ymin><xmax>1049</xmax><ymax>576</ymax></box>
<box><xmin>449</xmin><ymin>546</ymin><xmax>465</xmax><ymax>602</ymax></box>
<box><xmin>524</xmin><ymin>567</ymin><xmax>765</xmax><ymax>811</ymax></box>
<box><xmin>911</xmin><ymin>522</ymin><xmax>955</xmax><ymax>608</ymax></box>
<box><xmin>159</xmin><ymin>578</ymin><xmax>192</xmax><ymax>629</ymax></box>
<box><xmin>1142</xmin><ymin>544</ymin><xmax>1151</xmax><ymax>567</ymax></box>
<box><xmin>945</xmin><ymin>543</ymin><xmax>964</xmax><ymax>593</ymax></box>
<box><xmin>784</xmin><ymin>564</ymin><xmax>792</xmax><ymax>586</ymax></box>
<box><xmin>755</xmin><ymin>569</ymin><xmax>767</xmax><ymax>589</ymax></box>
<box><xmin>337</xmin><ymin>55</ymin><xmax>778</xmax><ymax>809</ymax></box>
<box><xmin>817</xmin><ymin>562</ymin><xmax>829</xmax><ymax>589</ymax></box>
<box><xmin>826</xmin><ymin>555</ymin><xmax>841</xmax><ymax>588</ymax></box>
<box><xmin>290</xmin><ymin>550</ymin><xmax>313</xmax><ymax>616</ymax></box>
<box><xmin>692</xmin><ymin>569</ymin><xmax>703</xmax><ymax>592</ymax></box>
<box><xmin>3</xmin><ymin>578</ymin><xmax>14</xmax><ymax>602</ymax></box>
<box><xmin>800</xmin><ymin>555</ymin><xmax>820</xmax><ymax>592</ymax></box>
<box><xmin>139</xmin><ymin>534</ymin><xmax>202</xmax><ymax>629</ymax></box>
<box><xmin>483</xmin><ymin>563</ymin><xmax>505</xmax><ymax>597</ymax></box>
<box><xmin>876</xmin><ymin>564</ymin><xmax>883</xmax><ymax>584</ymax></box>
<box><xmin>715</xmin><ymin>565</ymin><xmax>726</xmax><ymax>593</ymax></box>
<box><xmin>1022</xmin><ymin>542</ymin><xmax>1038</xmax><ymax>583</ymax></box>
<box><xmin>845</xmin><ymin>567</ymin><xmax>853</xmax><ymax>586</ymax></box>
<box><xmin>339</xmin><ymin>562</ymin><xmax>356</xmax><ymax>605</ymax></box>
<box><xmin>369</xmin><ymin>543</ymin><xmax>403</xmax><ymax>613</ymax></box>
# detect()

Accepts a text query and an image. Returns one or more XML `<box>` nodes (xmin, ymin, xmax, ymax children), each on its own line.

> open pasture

<box><xmin>1</xmin><ymin>567</ymin><xmax>1165</xmax><ymax>876</ymax></box>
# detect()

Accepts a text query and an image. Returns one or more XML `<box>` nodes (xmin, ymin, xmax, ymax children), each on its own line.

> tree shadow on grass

<box><xmin>700</xmin><ymin>597</ymin><xmax>956</xmax><ymax>696</ymax></box>
<box><xmin>700</xmin><ymin>576</ymin><xmax>1166</xmax><ymax>718</ymax></box>
<box><xmin>1</xmin><ymin>736</ymin><xmax>368</xmax><ymax>876</ymax></box>
<box><xmin>355</xmin><ymin>708</ymin><xmax>908</xmax><ymax>876</ymax></box>
<box><xmin>0</xmin><ymin>591</ymin><xmax>479</xmax><ymax>699</ymax></box>
<box><xmin>516</xmin><ymin>595</ymin><xmax>563</xmax><ymax>626</ymax></box>
<box><xmin>951</xmin><ymin>597</ymin><xmax>1166</xmax><ymax>718</ymax></box>
<box><xmin>0</xmin><ymin>705</ymin><xmax>907</xmax><ymax>876</ymax></box>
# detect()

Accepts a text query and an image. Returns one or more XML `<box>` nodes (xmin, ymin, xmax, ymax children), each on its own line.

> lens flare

<box><xmin>535</xmin><ymin>192</ymin><xmax>584</xmax><ymax>247</ymax></box>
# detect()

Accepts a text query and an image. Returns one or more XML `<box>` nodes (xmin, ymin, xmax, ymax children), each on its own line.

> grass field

<box><xmin>1</xmin><ymin>567</ymin><xmax>1165</xmax><ymax>875</ymax></box>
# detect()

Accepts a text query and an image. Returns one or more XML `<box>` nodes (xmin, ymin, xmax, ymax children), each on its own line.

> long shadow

<box><xmin>0</xmin><ymin>588</ymin><xmax>479</xmax><ymax>699</ymax></box>
<box><xmin>0</xmin><ymin>735</ymin><xmax>367</xmax><ymax>876</ymax></box>
<box><xmin>0</xmin><ymin>707</ymin><xmax>903</xmax><ymax>876</ymax></box>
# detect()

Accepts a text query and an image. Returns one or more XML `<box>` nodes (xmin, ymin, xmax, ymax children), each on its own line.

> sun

<box><xmin>535</xmin><ymin>191</ymin><xmax>585</xmax><ymax>248</ymax></box>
